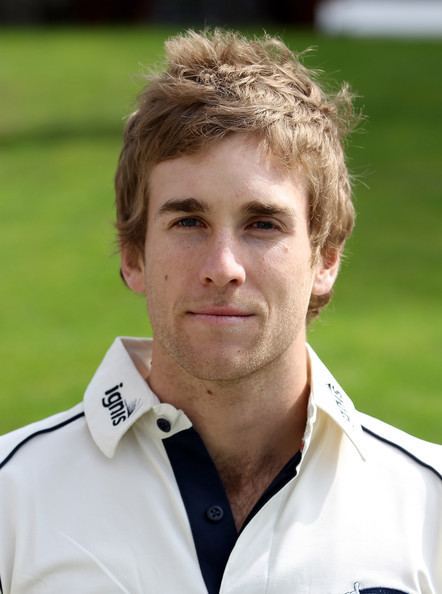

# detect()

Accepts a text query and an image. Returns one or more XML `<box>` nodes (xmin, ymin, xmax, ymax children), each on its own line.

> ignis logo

<box><xmin>102</xmin><ymin>383</ymin><xmax>137</xmax><ymax>427</ymax></box>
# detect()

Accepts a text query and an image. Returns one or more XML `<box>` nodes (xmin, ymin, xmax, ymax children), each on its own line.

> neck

<box><xmin>148</xmin><ymin>339</ymin><xmax>310</xmax><ymax>529</ymax></box>
<box><xmin>148</xmin><ymin>340</ymin><xmax>309</xmax><ymax>490</ymax></box>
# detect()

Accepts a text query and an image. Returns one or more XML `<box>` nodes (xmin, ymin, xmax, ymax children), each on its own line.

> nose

<box><xmin>199</xmin><ymin>234</ymin><xmax>246</xmax><ymax>288</ymax></box>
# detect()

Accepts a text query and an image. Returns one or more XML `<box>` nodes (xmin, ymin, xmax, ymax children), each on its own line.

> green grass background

<box><xmin>0</xmin><ymin>27</ymin><xmax>440</xmax><ymax>441</ymax></box>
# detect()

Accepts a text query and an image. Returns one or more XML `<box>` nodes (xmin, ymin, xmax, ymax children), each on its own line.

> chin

<box><xmin>175</xmin><ymin>344</ymin><xmax>269</xmax><ymax>383</ymax></box>
<box><xmin>183</xmin><ymin>363</ymin><xmax>254</xmax><ymax>383</ymax></box>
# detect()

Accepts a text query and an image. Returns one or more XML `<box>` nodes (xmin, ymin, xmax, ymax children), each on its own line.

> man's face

<box><xmin>123</xmin><ymin>134</ymin><xmax>338</xmax><ymax>382</ymax></box>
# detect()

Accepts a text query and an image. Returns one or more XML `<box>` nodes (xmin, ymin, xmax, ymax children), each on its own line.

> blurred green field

<box><xmin>0</xmin><ymin>27</ymin><xmax>441</xmax><ymax>441</ymax></box>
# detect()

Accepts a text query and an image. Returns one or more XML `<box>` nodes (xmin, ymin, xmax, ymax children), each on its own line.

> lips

<box><xmin>186</xmin><ymin>306</ymin><xmax>255</xmax><ymax>325</ymax></box>
<box><xmin>189</xmin><ymin>307</ymin><xmax>252</xmax><ymax>317</ymax></box>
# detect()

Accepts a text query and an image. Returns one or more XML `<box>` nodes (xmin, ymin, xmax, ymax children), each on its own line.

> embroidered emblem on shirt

<box><xmin>102</xmin><ymin>383</ymin><xmax>138</xmax><ymax>427</ymax></box>
<box><xmin>345</xmin><ymin>583</ymin><xmax>407</xmax><ymax>594</ymax></box>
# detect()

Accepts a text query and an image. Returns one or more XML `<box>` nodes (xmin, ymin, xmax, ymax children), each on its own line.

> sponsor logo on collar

<box><xmin>102</xmin><ymin>383</ymin><xmax>139</xmax><ymax>427</ymax></box>
<box><xmin>327</xmin><ymin>382</ymin><xmax>351</xmax><ymax>423</ymax></box>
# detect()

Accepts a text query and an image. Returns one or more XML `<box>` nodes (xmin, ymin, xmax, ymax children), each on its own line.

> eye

<box><xmin>249</xmin><ymin>219</ymin><xmax>281</xmax><ymax>231</ymax></box>
<box><xmin>174</xmin><ymin>217</ymin><xmax>204</xmax><ymax>228</ymax></box>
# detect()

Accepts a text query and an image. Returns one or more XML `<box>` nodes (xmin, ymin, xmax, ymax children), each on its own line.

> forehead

<box><xmin>148</xmin><ymin>134</ymin><xmax>308</xmax><ymax>215</ymax></box>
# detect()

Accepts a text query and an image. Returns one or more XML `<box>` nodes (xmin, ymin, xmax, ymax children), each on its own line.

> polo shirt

<box><xmin>0</xmin><ymin>337</ymin><xmax>440</xmax><ymax>594</ymax></box>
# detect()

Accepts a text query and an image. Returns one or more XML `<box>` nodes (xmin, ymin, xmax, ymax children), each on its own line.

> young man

<box><xmin>0</xmin><ymin>30</ymin><xmax>440</xmax><ymax>594</ymax></box>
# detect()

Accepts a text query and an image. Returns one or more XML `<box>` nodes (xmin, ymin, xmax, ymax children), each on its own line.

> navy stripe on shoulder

<box><xmin>0</xmin><ymin>412</ymin><xmax>85</xmax><ymax>471</ymax></box>
<box><xmin>362</xmin><ymin>425</ymin><xmax>442</xmax><ymax>482</ymax></box>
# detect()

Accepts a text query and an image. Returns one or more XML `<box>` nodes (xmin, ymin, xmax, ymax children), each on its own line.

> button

<box><xmin>156</xmin><ymin>417</ymin><xmax>171</xmax><ymax>432</ymax></box>
<box><xmin>205</xmin><ymin>505</ymin><xmax>224</xmax><ymax>523</ymax></box>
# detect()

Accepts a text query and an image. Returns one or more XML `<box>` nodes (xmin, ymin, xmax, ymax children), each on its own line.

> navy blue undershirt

<box><xmin>163</xmin><ymin>426</ymin><xmax>302</xmax><ymax>594</ymax></box>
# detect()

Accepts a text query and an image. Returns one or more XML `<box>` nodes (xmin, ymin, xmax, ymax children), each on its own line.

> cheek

<box><xmin>144</xmin><ymin>251</ymin><xmax>190</xmax><ymax>309</ymax></box>
<box><xmin>267</xmin><ymin>259</ymin><xmax>315</xmax><ymax>312</ymax></box>
<box><xmin>262</xmin><ymin>240</ymin><xmax>313</xmax><ymax>281</ymax></box>
<box><xmin>143</xmin><ymin>251</ymin><xmax>168</xmax><ymax>301</ymax></box>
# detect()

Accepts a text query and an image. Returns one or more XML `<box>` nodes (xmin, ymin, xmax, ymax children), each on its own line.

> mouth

<box><xmin>187</xmin><ymin>307</ymin><xmax>255</xmax><ymax>325</ymax></box>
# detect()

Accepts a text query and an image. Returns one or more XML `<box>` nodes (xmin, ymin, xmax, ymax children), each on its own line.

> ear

<box><xmin>312</xmin><ymin>247</ymin><xmax>341</xmax><ymax>296</ymax></box>
<box><xmin>120</xmin><ymin>246</ymin><xmax>145</xmax><ymax>294</ymax></box>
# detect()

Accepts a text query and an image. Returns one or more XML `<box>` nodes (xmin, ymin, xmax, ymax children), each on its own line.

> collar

<box><xmin>305</xmin><ymin>344</ymin><xmax>366</xmax><ymax>461</ymax></box>
<box><xmin>83</xmin><ymin>337</ymin><xmax>192</xmax><ymax>458</ymax></box>
<box><xmin>84</xmin><ymin>337</ymin><xmax>366</xmax><ymax>461</ymax></box>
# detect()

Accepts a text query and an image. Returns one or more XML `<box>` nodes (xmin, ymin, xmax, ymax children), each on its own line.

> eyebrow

<box><xmin>157</xmin><ymin>197</ymin><xmax>293</xmax><ymax>219</ymax></box>
<box><xmin>157</xmin><ymin>198</ymin><xmax>209</xmax><ymax>216</ymax></box>
<box><xmin>242</xmin><ymin>200</ymin><xmax>293</xmax><ymax>218</ymax></box>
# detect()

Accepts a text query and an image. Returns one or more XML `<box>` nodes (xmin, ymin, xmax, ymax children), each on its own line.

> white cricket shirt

<box><xmin>0</xmin><ymin>337</ymin><xmax>440</xmax><ymax>594</ymax></box>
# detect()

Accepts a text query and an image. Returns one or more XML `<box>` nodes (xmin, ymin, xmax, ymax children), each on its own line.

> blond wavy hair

<box><xmin>115</xmin><ymin>29</ymin><xmax>357</xmax><ymax>319</ymax></box>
